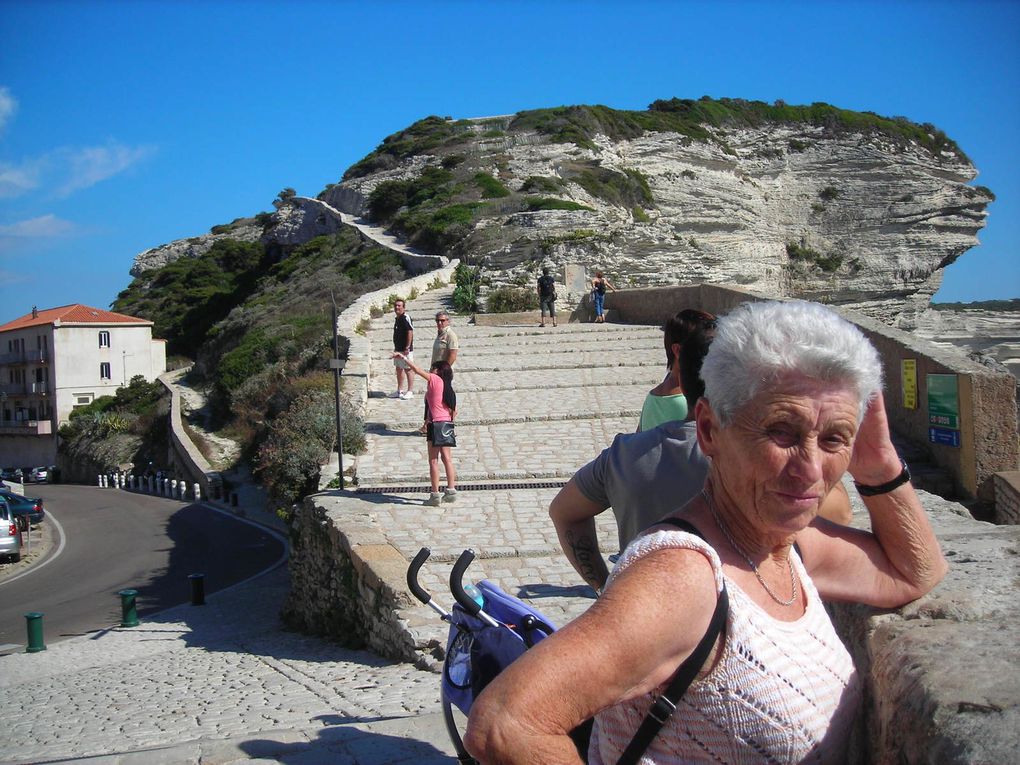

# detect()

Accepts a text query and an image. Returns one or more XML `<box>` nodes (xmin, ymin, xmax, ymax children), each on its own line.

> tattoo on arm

<box><xmin>567</xmin><ymin>529</ymin><xmax>607</xmax><ymax>591</ymax></box>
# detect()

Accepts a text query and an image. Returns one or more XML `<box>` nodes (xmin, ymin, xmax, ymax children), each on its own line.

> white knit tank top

<box><xmin>589</xmin><ymin>528</ymin><xmax>861</xmax><ymax>765</ymax></box>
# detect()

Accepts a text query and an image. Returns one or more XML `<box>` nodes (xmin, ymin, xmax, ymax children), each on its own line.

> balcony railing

<box><xmin>0</xmin><ymin>349</ymin><xmax>48</xmax><ymax>366</ymax></box>
<box><xmin>0</xmin><ymin>420</ymin><xmax>53</xmax><ymax>435</ymax></box>
<box><xmin>0</xmin><ymin>382</ymin><xmax>49</xmax><ymax>396</ymax></box>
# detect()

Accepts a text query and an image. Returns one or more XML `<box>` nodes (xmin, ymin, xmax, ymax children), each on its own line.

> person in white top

<box><xmin>465</xmin><ymin>300</ymin><xmax>948</xmax><ymax>764</ymax></box>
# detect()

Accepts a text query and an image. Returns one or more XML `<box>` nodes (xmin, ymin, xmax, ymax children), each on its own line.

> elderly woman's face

<box><xmin>701</xmin><ymin>377</ymin><xmax>859</xmax><ymax>535</ymax></box>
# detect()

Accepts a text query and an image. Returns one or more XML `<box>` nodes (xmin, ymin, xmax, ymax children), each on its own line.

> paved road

<box><xmin>0</xmin><ymin>485</ymin><xmax>285</xmax><ymax>653</ymax></box>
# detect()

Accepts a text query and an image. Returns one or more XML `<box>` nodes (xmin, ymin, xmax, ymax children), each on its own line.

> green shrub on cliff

<box><xmin>58</xmin><ymin>376</ymin><xmax>170</xmax><ymax>473</ymax></box>
<box><xmin>451</xmin><ymin>263</ymin><xmax>481</xmax><ymax>313</ymax></box>
<box><xmin>254</xmin><ymin>384</ymin><xmax>365</xmax><ymax>504</ymax></box>
<box><xmin>475</xmin><ymin>172</ymin><xmax>510</xmax><ymax>198</ymax></box>
<box><xmin>508</xmin><ymin>98</ymin><xmax>964</xmax><ymax>160</ymax></box>
<box><xmin>786</xmin><ymin>240</ymin><xmax>842</xmax><ymax>272</ymax></box>
<box><xmin>486</xmin><ymin>287</ymin><xmax>539</xmax><ymax>313</ymax></box>
<box><xmin>524</xmin><ymin>197</ymin><xmax>595</xmax><ymax>212</ymax></box>
<box><xmin>344</xmin><ymin>116</ymin><xmax>473</xmax><ymax>180</ymax></box>
<box><xmin>114</xmin><ymin>239</ymin><xmax>270</xmax><ymax>357</ymax></box>
<box><xmin>574</xmin><ymin>167</ymin><xmax>653</xmax><ymax>208</ymax></box>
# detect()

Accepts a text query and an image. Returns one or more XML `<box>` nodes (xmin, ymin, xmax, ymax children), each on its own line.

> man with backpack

<box><xmin>537</xmin><ymin>267</ymin><xmax>557</xmax><ymax>327</ymax></box>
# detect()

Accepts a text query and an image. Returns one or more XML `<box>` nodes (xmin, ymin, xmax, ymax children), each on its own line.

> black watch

<box><xmin>854</xmin><ymin>459</ymin><xmax>911</xmax><ymax>496</ymax></box>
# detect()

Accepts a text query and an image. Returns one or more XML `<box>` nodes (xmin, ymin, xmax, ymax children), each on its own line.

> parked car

<box><xmin>0</xmin><ymin>489</ymin><xmax>44</xmax><ymax>527</ymax></box>
<box><xmin>1</xmin><ymin>467</ymin><xmax>23</xmax><ymax>483</ymax></box>
<box><xmin>0</xmin><ymin>497</ymin><xmax>21</xmax><ymax>563</ymax></box>
<box><xmin>29</xmin><ymin>467</ymin><xmax>48</xmax><ymax>483</ymax></box>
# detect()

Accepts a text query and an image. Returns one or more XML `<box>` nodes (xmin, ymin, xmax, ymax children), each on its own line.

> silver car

<box><xmin>0</xmin><ymin>497</ymin><xmax>21</xmax><ymax>563</ymax></box>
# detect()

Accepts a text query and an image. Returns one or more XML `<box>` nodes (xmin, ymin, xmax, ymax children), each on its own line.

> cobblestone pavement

<box><xmin>0</xmin><ymin>565</ymin><xmax>458</xmax><ymax>764</ymax></box>
<box><xmin>0</xmin><ymin>280</ymin><xmax>667</xmax><ymax>764</ymax></box>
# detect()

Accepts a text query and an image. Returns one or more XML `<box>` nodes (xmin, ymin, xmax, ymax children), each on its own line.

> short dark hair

<box><xmin>662</xmin><ymin>309</ymin><xmax>716</xmax><ymax>367</ymax></box>
<box><xmin>679</xmin><ymin>324</ymin><xmax>716</xmax><ymax>409</ymax></box>
<box><xmin>542</xmin><ymin>267</ymin><xmax>549</xmax><ymax>275</ymax></box>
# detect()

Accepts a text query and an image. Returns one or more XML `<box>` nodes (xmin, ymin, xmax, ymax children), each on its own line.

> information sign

<box><xmin>927</xmin><ymin>374</ymin><xmax>960</xmax><ymax>429</ymax></box>
<box><xmin>929</xmin><ymin>426</ymin><xmax>961</xmax><ymax>448</ymax></box>
<box><xmin>901</xmin><ymin>359</ymin><xmax>917</xmax><ymax>409</ymax></box>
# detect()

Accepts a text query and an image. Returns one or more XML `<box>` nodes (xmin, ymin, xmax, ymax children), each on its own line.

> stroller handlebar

<box><xmin>450</xmin><ymin>549</ymin><xmax>480</xmax><ymax>615</ymax></box>
<box><xmin>406</xmin><ymin>546</ymin><xmax>452</xmax><ymax>620</ymax></box>
<box><xmin>407</xmin><ymin>547</ymin><xmax>433</xmax><ymax>604</ymax></box>
<box><xmin>451</xmin><ymin>549</ymin><xmax>500</xmax><ymax>627</ymax></box>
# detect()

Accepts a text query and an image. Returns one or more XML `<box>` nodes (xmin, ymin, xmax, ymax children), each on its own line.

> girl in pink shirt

<box><xmin>393</xmin><ymin>354</ymin><xmax>457</xmax><ymax>506</ymax></box>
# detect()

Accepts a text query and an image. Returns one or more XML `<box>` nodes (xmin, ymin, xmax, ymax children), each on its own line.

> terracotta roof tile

<box><xmin>0</xmin><ymin>304</ymin><xmax>153</xmax><ymax>332</ymax></box>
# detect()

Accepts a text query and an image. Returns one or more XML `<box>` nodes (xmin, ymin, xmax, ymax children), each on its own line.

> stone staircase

<box><xmin>353</xmin><ymin>285</ymin><xmax>666</xmax><ymax>643</ymax></box>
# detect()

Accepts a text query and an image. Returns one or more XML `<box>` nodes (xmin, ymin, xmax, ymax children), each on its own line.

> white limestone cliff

<box><xmin>132</xmin><ymin>114</ymin><xmax>991</xmax><ymax>330</ymax></box>
<box><xmin>323</xmin><ymin>119</ymin><xmax>991</xmax><ymax>328</ymax></box>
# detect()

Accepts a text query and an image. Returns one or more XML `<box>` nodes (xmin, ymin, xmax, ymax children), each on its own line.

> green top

<box><xmin>638</xmin><ymin>392</ymin><xmax>688</xmax><ymax>431</ymax></box>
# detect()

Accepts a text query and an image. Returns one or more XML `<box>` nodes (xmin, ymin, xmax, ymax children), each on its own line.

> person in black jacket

<box><xmin>391</xmin><ymin>299</ymin><xmax>415</xmax><ymax>399</ymax></box>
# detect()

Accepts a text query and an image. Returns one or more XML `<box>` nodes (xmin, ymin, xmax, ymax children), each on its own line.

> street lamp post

<box><xmin>330</xmin><ymin>293</ymin><xmax>347</xmax><ymax>487</ymax></box>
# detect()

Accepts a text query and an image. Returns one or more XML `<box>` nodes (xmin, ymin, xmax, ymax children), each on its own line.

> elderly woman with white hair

<box><xmin>465</xmin><ymin>300</ymin><xmax>948</xmax><ymax>765</ymax></box>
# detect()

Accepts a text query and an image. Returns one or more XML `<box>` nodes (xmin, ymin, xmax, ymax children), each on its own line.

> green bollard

<box><xmin>189</xmin><ymin>573</ymin><xmax>205</xmax><ymax>606</ymax></box>
<box><xmin>118</xmin><ymin>589</ymin><xmax>139</xmax><ymax>627</ymax></box>
<box><xmin>24</xmin><ymin>612</ymin><xmax>46</xmax><ymax>653</ymax></box>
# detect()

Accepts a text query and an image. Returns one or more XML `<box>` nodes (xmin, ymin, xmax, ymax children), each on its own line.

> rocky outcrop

<box><xmin>265</xmin><ymin>196</ymin><xmax>347</xmax><ymax>246</ymax></box>
<box><xmin>915</xmin><ymin>308</ymin><xmax>1020</xmax><ymax>380</ymax></box>
<box><xmin>131</xmin><ymin>219</ymin><xmax>263</xmax><ymax>276</ymax></box>
<box><xmin>322</xmin><ymin>110</ymin><xmax>991</xmax><ymax>327</ymax></box>
<box><xmin>129</xmin><ymin>198</ymin><xmax>349</xmax><ymax>276</ymax></box>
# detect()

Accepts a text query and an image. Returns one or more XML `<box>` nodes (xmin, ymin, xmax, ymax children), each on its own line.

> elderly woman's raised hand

<box><xmin>847</xmin><ymin>392</ymin><xmax>904</xmax><ymax>486</ymax></box>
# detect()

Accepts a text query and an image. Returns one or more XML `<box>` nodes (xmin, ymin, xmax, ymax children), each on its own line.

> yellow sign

<box><xmin>902</xmin><ymin>359</ymin><xmax>917</xmax><ymax>409</ymax></box>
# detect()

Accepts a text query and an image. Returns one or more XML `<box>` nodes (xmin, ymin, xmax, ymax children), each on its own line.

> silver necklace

<box><xmin>702</xmin><ymin>489</ymin><xmax>799</xmax><ymax>607</ymax></box>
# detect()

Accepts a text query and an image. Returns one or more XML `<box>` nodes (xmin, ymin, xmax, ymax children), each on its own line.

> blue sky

<box><xmin>1</xmin><ymin>0</ymin><xmax>1017</xmax><ymax>315</ymax></box>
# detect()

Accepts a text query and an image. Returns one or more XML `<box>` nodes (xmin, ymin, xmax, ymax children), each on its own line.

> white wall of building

<box><xmin>51</xmin><ymin>324</ymin><xmax>165</xmax><ymax>424</ymax></box>
<box><xmin>0</xmin><ymin>319</ymin><xmax>167</xmax><ymax>468</ymax></box>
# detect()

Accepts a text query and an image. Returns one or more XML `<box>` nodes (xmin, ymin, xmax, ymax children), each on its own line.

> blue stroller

<box><xmin>406</xmin><ymin>527</ymin><xmax>727</xmax><ymax>764</ymax></box>
<box><xmin>406</xmin><ymin>547</ymin><xmax>569</xmax><ymax>763</ymax></box>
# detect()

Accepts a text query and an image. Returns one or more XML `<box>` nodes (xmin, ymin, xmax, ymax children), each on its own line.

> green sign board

<box><xmin>927</xmin><ymin>374</ymin><xmax>960</xmax><ymax>430</ymax></box>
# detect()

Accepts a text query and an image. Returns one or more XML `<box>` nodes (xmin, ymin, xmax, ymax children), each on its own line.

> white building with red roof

<box><xmin>0</xmin><ymin>304</ymin><xmax>167</xmax><ymax>467</ymax></box>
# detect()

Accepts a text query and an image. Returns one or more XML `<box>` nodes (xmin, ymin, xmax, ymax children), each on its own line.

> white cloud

<box><xmin>55</xmin><ymin>141</ymin><xmax>155</xmax><ymax>197</ymax></box>
<box><xmin>0</xmin><ymin>214</ymin><xmax>78</xmax><ymax>238</ymax></box>
<box><xmin>0</xmin><ymin>87</ymin><xmax>16</xmax><ymax>135</ymax></box>
<box><xmin>0</xmin><ymin>158</ymin><xmax>44</xmax><ymax>198</ymax></box>
<box><xmin>0</xmin><ymin>140</ymin><xmax>156</xmax><ymax>200</ymax></box>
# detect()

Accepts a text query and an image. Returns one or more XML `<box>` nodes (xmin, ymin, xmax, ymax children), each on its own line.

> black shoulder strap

<box><xmin>615</xmin><ymin>517</ymin><xmax>729</xmax><ymax>765</ymax></box>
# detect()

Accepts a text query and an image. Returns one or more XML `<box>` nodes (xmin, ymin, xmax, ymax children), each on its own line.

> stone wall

<box><xmin>281</xmin><ymin>495</ymin><xmax>423</xmax><ymax>660</ymax></box>
<box><xmin>605</xmin><ymin>284</ymin><xmax>1020</xmax><ymax>505</ymax></box>
<box><xmin>994</xmin><ymin>471</ymin><xmax>1020</xmax><ymax>525</ymax></box>
<box><xmin>158</xmin><ymin>368</ymin><xmax>222</xmax><ymax>500</ymax></box>
<box><xmin>831</xmin><ymin>491</ymin><xmax>1020</xmax><ymax>763</ymax></box>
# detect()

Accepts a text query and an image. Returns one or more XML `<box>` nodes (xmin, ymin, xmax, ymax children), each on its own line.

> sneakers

<box><xmin>388</xmin><ymin>390</ymin><xmax>401</xmax><ymax>399</ymax></box>
<box><xmin>399</xmin><ymin>390</ymin><xmax>414</xmax><ymax>400</ymax></box>
<box><xmin>443</xmin><ymin>488</ymin><xmax>458</xmax><ymax>503</ymax></box>
<box><xmin>424</xmin><ymin>492</ymin><xmax>443</xmax><ymax>507</ymax></box>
